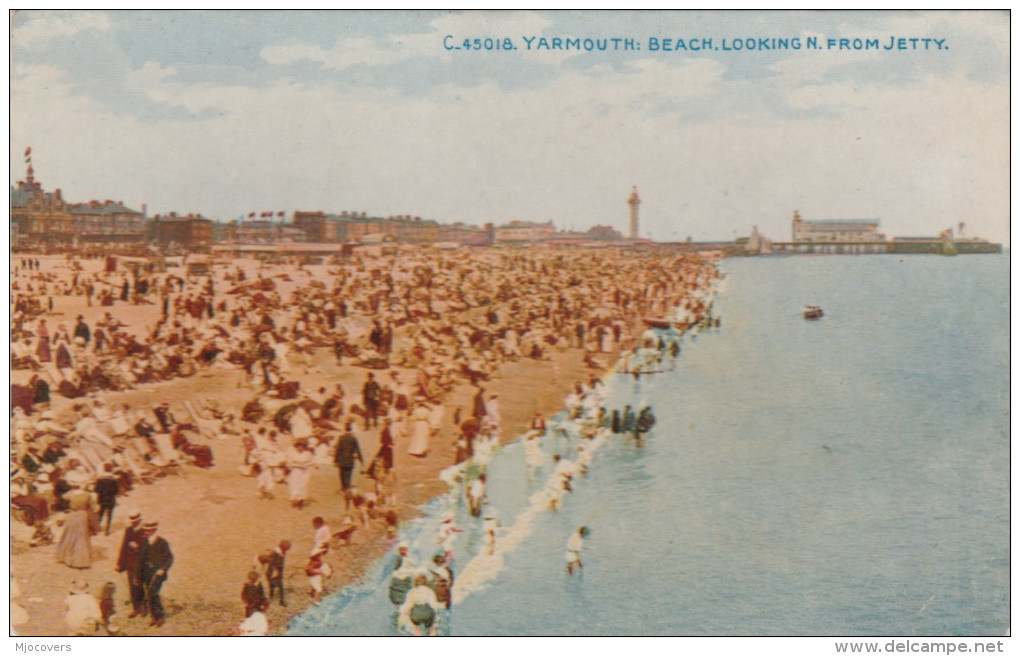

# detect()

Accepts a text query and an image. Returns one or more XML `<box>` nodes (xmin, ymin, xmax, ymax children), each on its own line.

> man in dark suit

<box><xmin>94</xmin><ymin>463</ymin><xmax>119</xmax><ymax>535</ymax></box>
<box><xmin>263</xmin><ymin>540</ymin><xmax>290</xmax><ymax>607</ymax></box>
<box><xmin>133</xmin><ymin>521</ymin><xmax>174</xmax><ymax>627</ymax></box>
<box><xmin>333</xmin><ymin>424</ymin><xmax>363</xmax><ymax>509</ymax></box>
<box><xmin>361</xmin><ymin>373</ymin><xmax>380</xmax><ymax>429</ymax></box>
<box><xmin>73</xmin><ymin>315</ymin><xmax>91</xmax><ymax>347</ymax></box>
<box><xmin>117</xmin><ymin>511</ymin><xmax>146</xmax><ymax>617</ymax></box>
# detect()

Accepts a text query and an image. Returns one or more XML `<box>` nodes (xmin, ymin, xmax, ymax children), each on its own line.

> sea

<box><xmin>288</xmin><ymin>254</ymin><xmax>1009</xmax><ymax>637</ymax></box>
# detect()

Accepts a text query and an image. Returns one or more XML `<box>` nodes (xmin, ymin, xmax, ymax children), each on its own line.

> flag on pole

<box><xmin>24</xmin><ymin>146</ymin><xmax>31</xmax><ymax>162</ymax></box>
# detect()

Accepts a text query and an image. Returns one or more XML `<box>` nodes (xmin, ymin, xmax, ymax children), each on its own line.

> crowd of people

<box><xmin>10</xmin><ymin>246</ymin><xmax>722</xmax><ymax>636</ymax></box>
<box><xmin>382</xmin><ymin>346</ymin><xmax>678</xmax><ymax>636</ymax></box>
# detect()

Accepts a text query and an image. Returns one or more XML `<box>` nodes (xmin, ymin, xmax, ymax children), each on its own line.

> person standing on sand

<box><xmin>362</xmin><ymin>372</ymin><xmax>381</xmax><ymax>430</ymax></box>
<box><xmin>57</xmin><ymin>486</ymin><xmax>94</xmax><ymax>569</ymax></box>
<box><xmin>366</xmin><ymin>418</ymin><xmax>395</xmax><ymax>500</ymax></box>
<box><xmin>373</xmin><ymin>417</ymin><xmax>395</xmax><ymax>472</ymax></box>
<box><xmin>35</xmin><ymin>318</ymin><xmax>51</xmax><ymax>363</ymax></box>
<box><xmin>408</xmin><ymin>401</ymin><xmax>432</xmax><ymax>458</ymax></box>
<box><xmin>286</xmin><ymin>440</ymin><xmax>314</xmax><ymax>509</ymax></box>
<box><xmin>333</xmin><ymin>423</ymin><xmax>363</xmax><ymax>509</ymax></box>
<box><xmin>73</xmin><ymin>315</ymin><xmax>91</xmax><ymax>348</ymax></box>
<box><xmin>253</xmin><ymin>433</ymin><xmax>284</xmax><ymax>500</ymax></box>
<box><xmin>133</xmin><ymin>521</ymin><xmax>173</xmax><ymax>627</ymax></box>
<box><xmin>264</xmin><ymin>540</ymin><xmax>290</xmax><ymax>607</ymax></box>
<box><xmin>116</xmin><ymin>511</ymin><xmax>146</xmax><ymax>615</ymax></box>
<box><xmin>94</xmin><ymin>463</ymin><xmax>119</xmax><ymax>535</ymax></box>
<box><xmin>305</xmin><ymin>547</ymin><xmax>332</xmax><ymax>605</ymax></box>
<box><xmin>241</xmin><ymin>569</ymin><xmax>267</xmax><ymax>618</ymax></box>
<box><xmin>312</xmin><ymin>516</ymin><xmax>332</xmax><ymax>554</ymax></box>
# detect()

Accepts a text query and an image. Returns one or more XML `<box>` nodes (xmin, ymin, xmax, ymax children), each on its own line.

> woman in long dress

<box><xmin>286</xmin><ymin>441</ymin><xmax>314</xmax><ymax>509</ymax></box>
<box><xmin>36</xmin><ymin>319</ymin><xmax>52</xmax><ymax>363</ymax></box>
<box><xmin>289</xmin><ymin>405</ymin><xmax>314</xmax><ymax>441</ymax></box>
<box><xmin>57</xmin><ymin>489</ymin><xmax>94</xmax><ymax>569</ymax></box>
<box><xmin>408</xmin><ymin>403</ymin><xmax>432</xmax><ymax>457</ymax></box>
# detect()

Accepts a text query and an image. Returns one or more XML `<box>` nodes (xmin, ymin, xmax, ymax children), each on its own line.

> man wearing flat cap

<box><xmin>133</xmin><ymin>520</ymin><xmax>174</xmax><ymax>627</ymax></box>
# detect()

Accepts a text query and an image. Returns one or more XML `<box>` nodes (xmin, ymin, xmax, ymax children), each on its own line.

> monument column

<box><xmin>627</xmin><ymin>186</ymin><xmax>641</xmax><ymax>240</ymax></box>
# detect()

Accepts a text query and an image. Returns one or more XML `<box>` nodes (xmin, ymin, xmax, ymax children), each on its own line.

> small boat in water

<box><xmin>803</xmin><ymin>306</ymin><xmax>823</xmax><ymax>320</ymax></box>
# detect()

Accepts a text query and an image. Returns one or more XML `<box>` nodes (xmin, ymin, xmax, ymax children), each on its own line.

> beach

<box><xmin>10</xmin><ymin>249</ymin><xmax>718</xmax><ymax>636</ymax></box>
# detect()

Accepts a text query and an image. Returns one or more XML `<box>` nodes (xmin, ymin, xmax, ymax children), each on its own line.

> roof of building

<box><xmin>800</xmin><ymin>219</ymin><xmax>879</xmax><ymax>231</ymax></box>
<box><xmin>155</xmin><ymin>215</ymin><xmax>212</xmax><ymax>223</ymax></box>
<box><xmin>498</xmin><ymin>220</ymin><xmax>555</xmax><ymax>229</ymax></box>
<box><xmin>68</xmin><ymin>201</ymin><xmax>142</xmax><ymax>216</ymax></box>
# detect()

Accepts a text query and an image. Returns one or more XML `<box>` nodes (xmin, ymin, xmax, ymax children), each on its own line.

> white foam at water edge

<box><xmin>451</xmin><ymin>425</ymin><xmax>610</xmax><ymax>605</ymax></box>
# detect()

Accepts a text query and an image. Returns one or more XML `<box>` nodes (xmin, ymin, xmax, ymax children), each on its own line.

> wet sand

<box><xmin>10</xmin><ymin>255</ymin><xmax>630</xmax><ymax>636</ymax></box>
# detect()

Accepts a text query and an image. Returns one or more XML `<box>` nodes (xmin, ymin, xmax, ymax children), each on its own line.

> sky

<box><xmin>9</xmin><ymin>10</ymin><xmax>1010</xmax><ymax>244</ymax></box>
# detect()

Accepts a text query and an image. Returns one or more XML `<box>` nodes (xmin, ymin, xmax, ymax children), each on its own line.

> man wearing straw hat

<box><xmin>133</xmin><ymin>520</ymin><xmax>174</xmax><ymax>627</ymax></box>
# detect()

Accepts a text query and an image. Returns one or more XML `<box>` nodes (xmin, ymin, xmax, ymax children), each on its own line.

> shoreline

<box><xmin>11</xmin><ymin>252</ymin><xmax>693</xmax><ymax>637</ymax></box>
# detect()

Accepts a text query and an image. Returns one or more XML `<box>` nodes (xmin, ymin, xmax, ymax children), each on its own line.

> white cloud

<box><xmin>123</xmin><ymin>61</ymin><xmax>178</xmax><ymax>91</ymax></box>
<box><xmin>259</xmin><ymin>42</ymin><xmax>328</xmax><ymax>67</ymax></box>
<box><xmin>430</xmin><ymin>10</ymin><xmax>552</xmax><ymax>37</ymax></box>
<box><xmin>261</xmin><ymin>34</ymin><xmax>431</xmax><ymax>70</ymax></box>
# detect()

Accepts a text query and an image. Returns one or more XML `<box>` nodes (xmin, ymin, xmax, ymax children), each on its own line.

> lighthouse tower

<box><xmin>627</xmin><ymin>185</ymin><xmax>641</xmax><ymax>240</ymax></box>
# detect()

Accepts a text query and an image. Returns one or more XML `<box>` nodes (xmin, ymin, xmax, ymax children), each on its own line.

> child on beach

<box><xmin>241</xmin><ymin>569</ymin><xmax>267</xmax><ymax>618</ymax></box>
<box><xmin>99</xmin><ymin>581</ymin><xmax>116</xmax><ymax>632</ymax></box>
<box><xmin>305</xmin><ymin>548</ymin><xmax>332</xmax><ymax>605</ymax></box>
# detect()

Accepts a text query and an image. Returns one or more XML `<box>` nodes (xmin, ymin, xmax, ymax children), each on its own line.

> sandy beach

<box><xmin>10</xmin><ymin>251</ymin><xmax>694</xmax><ymax>636</ymax></box>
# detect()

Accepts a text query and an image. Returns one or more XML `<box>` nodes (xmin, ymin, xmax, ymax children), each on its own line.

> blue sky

<box><xmin>10</xmin><ymin>10</ymin><xmax>1009</xmax><ymax>244</ymax></box>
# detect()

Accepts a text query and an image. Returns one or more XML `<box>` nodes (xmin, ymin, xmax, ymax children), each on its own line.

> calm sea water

<box><xmin>289</xmin><ymin>254</ymin><xmax>1009</xmax><ymax>636</ymax></box>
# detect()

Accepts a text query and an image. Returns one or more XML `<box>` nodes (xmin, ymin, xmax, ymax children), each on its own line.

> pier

<box><xmin>767</xmin><ymin>240</ymin><xmax>1002</xmax><ymax>256</ymax></box>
